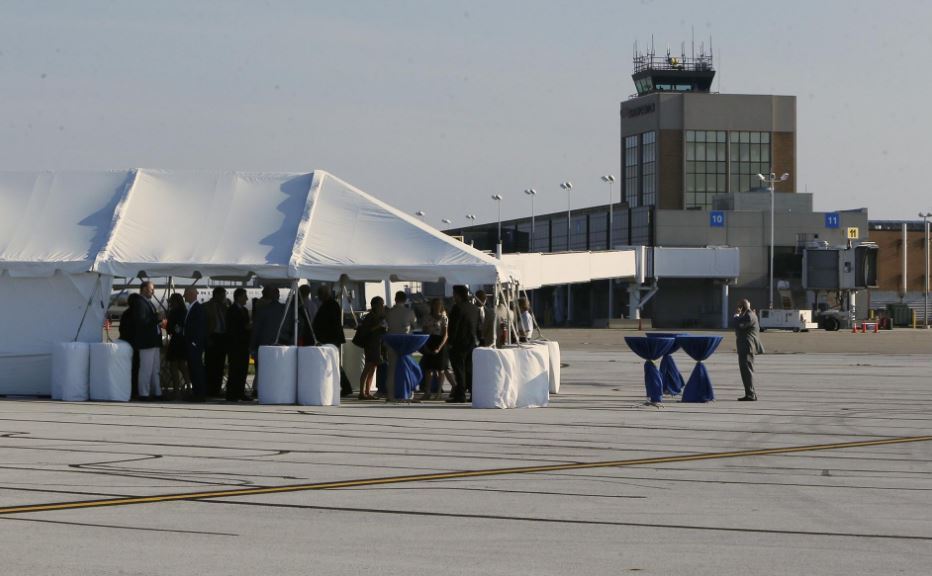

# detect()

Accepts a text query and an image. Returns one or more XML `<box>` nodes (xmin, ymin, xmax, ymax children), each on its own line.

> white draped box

<box><xmin>258</xmin><ymin>346</ymin><xmax>297</xmax><ymax>405</ymax></box>
<box><xmin>88</xmin><ymin>341</ymin><xmax>132</xmax><ymax>402</ymax></box>
<box><xmin>342</xmin><ymin>344</ymin><xmax>365</xmax><ymax>394</ymax></box>
<box><xmin>297</xmin><ymin>345</ymin><xmax>341</xmax><ymax>406</ymax></box>
<box><xmin>472</xmin><ymin>345</ymin><xmax>550</xmax><ymax>409</ymax></box>
<box><xmin>53</xmin><ymin>342</ymin><xmax>90</xmax><ymax>402</ymax></box>
<box><xmin>541</xmin><ymin>340</ymin><xmax>561</xmax><ymax>394</ymax></box>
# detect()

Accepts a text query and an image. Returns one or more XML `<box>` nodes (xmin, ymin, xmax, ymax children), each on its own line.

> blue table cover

<box><xmin>677</xmin><ymin>335</ymin><xmax>723</xmax><ymax>403</ymax></box>
<box><xmin>624</xmin><ymin>336</ymin><xmax>676</xmax><ymax>404</ymax></box>
<box><xmin>646</xmin><ymin>332</ymin><xmax>688</xmax><ymax>395</ymax></box>
<box><xmin>383</xmin><ymin>333</ymin><xmax>431</xmax><ymax>400</ymax></box>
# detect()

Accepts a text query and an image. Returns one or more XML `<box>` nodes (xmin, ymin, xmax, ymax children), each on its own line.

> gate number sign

<box><xmin>710</xmin><ymin>211</ymin><xmax>725</xmax><ymax>228</ymax></box>
<box><xmin>825</xmin><ymin>213</ymin><xmax>840</xmax><ymax>229</ymax></box>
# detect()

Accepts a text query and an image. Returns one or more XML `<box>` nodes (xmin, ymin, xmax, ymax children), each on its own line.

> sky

<box><xmin>1</xmin><ymin>0</ymin><xmax>931</xmax><ymax>227</ymax></box>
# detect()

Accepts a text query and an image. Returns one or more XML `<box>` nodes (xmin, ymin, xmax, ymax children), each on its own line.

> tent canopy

<box><xmin>0</xmin><ymin>169</ymin><xmax>507</xmax><ymax>285</ymax></box>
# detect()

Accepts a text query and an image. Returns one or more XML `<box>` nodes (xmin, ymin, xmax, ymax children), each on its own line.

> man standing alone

<box><xmin>732</xmin><ymin>298</ymin><xmax>764</xmax><ymax>401</ymax></box>
<box><xmin>446</xmin><ymin>285</ymin><xmax>479</xmax><ymax>403</ymax></box>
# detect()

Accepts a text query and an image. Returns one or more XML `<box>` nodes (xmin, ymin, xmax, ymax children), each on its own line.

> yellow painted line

<box><xmin>1</xmin><ymin>435</ymin><xmax>929</xmax><ymax>516</ymax></box>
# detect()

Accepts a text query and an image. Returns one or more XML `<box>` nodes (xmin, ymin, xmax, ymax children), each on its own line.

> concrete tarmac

<box><xmin>1</xmin><ymin>329</ymin><xmax>930</xmax><ymax>575</ymax></box>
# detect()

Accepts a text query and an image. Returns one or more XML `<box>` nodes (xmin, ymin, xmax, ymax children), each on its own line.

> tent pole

<box><xmin>293</xmin><ymin>279</ymin><xmax>299</xmax><ymax>346</ymax></box>
<box><xmin>274</xmin><ymin>286</ymin><xmax>295</xmax><ymax>345</ymax></box>
<box><xmin>492</xmin><ymin>281</ymin><xmax>499</xmax><ymax>348</ymax></box>
<box><xmin>73</xmin><ymin>273</ymin><xmax>102</xmax><ymax>342</ymax></box>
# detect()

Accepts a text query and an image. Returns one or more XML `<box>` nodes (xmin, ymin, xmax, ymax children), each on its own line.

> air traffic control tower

<box><xmin>620</xmin><ymin>43</ymin><xmax>796</xmax><ymax>212</ymax></box>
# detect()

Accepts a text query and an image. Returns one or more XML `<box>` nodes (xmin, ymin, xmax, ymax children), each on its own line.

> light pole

<box><xmin>524</xmin><ymin>188</ymin><xmax>537</xmax><ymax>250</ymax></box>
<box><xmin>560</xmin><ymin>181</ymin><xmax>573</xmax><ymax>250</ymax></box>
<box><xmin>560</xmin><ymin>181</ymin><xmax>573</xmax><ymax>324</ymax></box>
<box><xmin>465</xmin><ymin>214</ymin><xmax>477</xmax><ymax>223</ymax></box>
<box><xmin>757</xmin><ymin>172</ymin><xmax>790</xmax><ymax>310</ymax></box>
<box><xmin>921</xmin><ymin>212</ymin><xmax>931</xmax><ymax>329</ymax></box>
<box><xmin>601</xmin><ymin>174</ymin><xmax>616</xmax><ymax>320</ymax></box>
<box><xmin>441</xmin><ymin>218</ymin><xmax>452</xmax><ymax>226</ymax></box>
<box><xmin>415</xmin><ymin>210</ymin><xmax>426</xmax><ymax>219</ymax></box>
<box><xmin>491</xmin><ymin>194</ymin><xmax>503</xmax><ymax>258</ymax></box>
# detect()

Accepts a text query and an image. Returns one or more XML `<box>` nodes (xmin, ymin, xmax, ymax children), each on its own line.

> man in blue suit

<box><xmin>183</xmin><ymin>287</ymin><xmax>208</xmax><ymax>402</ymax></box>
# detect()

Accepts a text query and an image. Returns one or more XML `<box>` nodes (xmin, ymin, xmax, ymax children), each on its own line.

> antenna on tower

<box><xmin>691</xmin><ymin>25</ymin><xmax>695</xmax><ymax>62</ymax></box>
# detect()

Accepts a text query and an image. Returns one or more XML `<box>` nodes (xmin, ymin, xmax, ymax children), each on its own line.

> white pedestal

<box><xmin>472</xmin><ymin>346</ymin><xmax>550</xmax><ymax>409</ymax></box>
<box><xmin>52</xmin><ymin>342</ymin><xmax>90</xmax><ymax>401</ymax></box>
<box><xmin>257</xmin><ymin>346</ymin><xmax>297</xmax><ymax>404</ymax></box>
<box><xmin>88</xmin><ymin>341</ymin><xmax>132</xmax><ymax>402</ymax></box>
<box><xmin>297</xmin><ymin>345</ymin><xmax>341</xmax><ymax>406</ymax></box>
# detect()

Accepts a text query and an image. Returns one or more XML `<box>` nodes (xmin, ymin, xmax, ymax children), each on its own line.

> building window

<box><xmin>685</xmin><ymin>130</ymin><xmax>726</xmax><ymax>209</ymax></box>
<box><xmin>551</xmin><ymin>215</ymin><xmax>568</xmax><ymax>251</ymax></box>
<box><xmin>642</xmin><ymin>131</ymin><xmax>656</xmax><ymax>206</ymax></box>
<box><xmin>570</xmin><ymin>214</ymin><xmax>588</xmax><ymax>250</ymax></box>
<box><xmin>624</xmin><ymin>135</ymin><xmax>639</xmax><ymax>207</ymax></box>
<box><xmin>589</xmin><ymin>210</ymin><xmax>607</xmax><ymax>251</ymax></box>
<box><xmin>729</xmin><ymin>131</ymin><xmax>771</xmax><ymax>193</ymax></box>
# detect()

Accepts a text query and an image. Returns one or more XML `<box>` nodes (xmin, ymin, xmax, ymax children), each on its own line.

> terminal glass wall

<box><xmin>624</xmin><ymin>135</ymin><xmax>639</xmax><ymax>207</ymax></box>
<box><xmin>685</xmin><ymin>130</ymin><xmax>726</xmax><ymax>209</ymax></box>
<box><xmin>551</xmin><ymin>215</ymin><xmax>568</xmax><ymax>251</ymax></box>
<box><xmin>729</xmin><ymin>131</ymin><xmax>771</xmax><ymax>193</ymax></box>
<box><xmin>642</xmin><ymin>131</ymin><xmax>657</xmax><ymax>207</ymax></box>
<box><xmin>570</xmin><ymin>214</ymin><xmax>588</xmax><ymax>250</ymax></box>
<box><xmin>589</xmin><ymin>210</ymin><xmax>608</xmax><ymax>250</ymax></box>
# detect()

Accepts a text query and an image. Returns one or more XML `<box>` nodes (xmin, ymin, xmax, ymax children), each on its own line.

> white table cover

<box><xmin>53</xmin><ymin>342</ymin><xmax>90</xmax><ymax>401</ymax></box>
<box><xmin>472</xmin><ymin>345</ymin><xmax>550</xmax><ymax>409</ymax></box>
<box><xmin>540</xmin><ymin>340</ymin><xmax>561</xmax><ymax>394</ymax></box>
<box><xmin>342</xmin><ymin>343</ymin><xmax>365</xmax><ymax>393</ymax></box>
<box><xmin>88</xmin><ymin>341</ymin><xmax>132</xmax><ymax>402</ymax></box>
<box><xmin>297</xmin><ymin>345</ymin><xmax>341</xmax><ymax>406</ymax></box>
<box><xmin>258</xmin><ymin>345</ymin><xmax>297</xmax><ymax>404</ymax></box>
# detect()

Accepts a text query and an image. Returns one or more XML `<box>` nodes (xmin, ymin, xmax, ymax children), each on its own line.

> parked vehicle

<box><xmin>759</xmin><ymin>309</ymin><xmax>818</xmax><ymax>332</ymax></box>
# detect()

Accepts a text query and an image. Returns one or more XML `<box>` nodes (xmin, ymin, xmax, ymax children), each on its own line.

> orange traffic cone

<box><xmin>852</xmin><ymin>323</ymin><xmax>858</xmax><ymax>334</ymax></box>
<box><xmin>873</xmin><ymin>322</ymin><xmax>879</xmax><ymax>333</ymax></box>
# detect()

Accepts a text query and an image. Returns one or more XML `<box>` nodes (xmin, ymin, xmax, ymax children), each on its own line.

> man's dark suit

<box><xmin>448</xmin><ymin>299</ymin><xmax>479</xmax><ymax>401</ymax></box>
<box><xmin>249</xmin><ymin>300</ymin><xmax>286</xmax><ymax>394</ymax></box>
<box><xmin>732</xmin><ymin>309</ymin><xmax>764</xmax><ymax>399</ymax></box>
<box><xmin>313</xmin><ymin>298</ymin><xmax>352</xmax><ymax>396</ymax></box>
<box><xmin>184</xmin><ymin>302</ymin><xmax>208</xmax><ymax>401</ymax></box>
<box><xmin>225</xmin><ymin>303</ymin><xmax>251</xmax><ymax>401</ymax></box>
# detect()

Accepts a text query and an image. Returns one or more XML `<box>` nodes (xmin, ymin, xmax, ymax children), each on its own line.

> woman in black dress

<box><xmin>356</xmin><ymin>296</ymin><xmax>387</xmax><ymax>400</ymax></box>
<box><xmin>419</xmin><ymin>298</ymin><xmax>449</xmax><ymax>400</ymax></box>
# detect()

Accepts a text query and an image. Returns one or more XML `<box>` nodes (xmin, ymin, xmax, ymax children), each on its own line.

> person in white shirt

<box><xmin>384</xmin><ymin>291</ymin><xmax>418</xmax><ymax>400</ymax></box>
<box><xmin>518</xmin><ymin>297</ymin><xmax>535</xmax><ymax>342</ymax></box>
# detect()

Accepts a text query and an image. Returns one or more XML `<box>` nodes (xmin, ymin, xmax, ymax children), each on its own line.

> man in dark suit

<box><xmin>312</xmin><ymin>285</ymin><xmax>353</xmax><ymax>396</ymax></box>
<box><xmin>183</xmin><ymin>287</ymin><xmax>208</xmax><ymax>402</ymax></box>
<box><xmin>732</xmin><ymin>298</ymin><xmax>764</xmax><ymax>401</ymax></box>
<box><xmin>446</xmin><ymin>285</ymin><xmax>479</xmax><ymax>403</ymax></box>
<box><xmin>249</xmin><ymin>287</ymin><xmax>286</xmax><ymax>395</ymax></box>
<box><xmin>225</xmin><ymin>288</ymin><xmax>251</xmax><ymax>402</ymax></box>
<box><xmin>203</xmin><ymin>287</ymin><xmax>229</xmax><ymax>398</ymax></box>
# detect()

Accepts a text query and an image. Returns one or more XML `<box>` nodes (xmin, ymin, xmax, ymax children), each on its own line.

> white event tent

<box><xmin>0</xmin><ymin>169</ymin><xmax>510</xmax><ymax>396</ymax></box>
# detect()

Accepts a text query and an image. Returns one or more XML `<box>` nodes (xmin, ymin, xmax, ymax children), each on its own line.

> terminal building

<box><xmin>446</xmin><ymin>44</ymin><xmax>870</xmax><ymax>328</ymax></box>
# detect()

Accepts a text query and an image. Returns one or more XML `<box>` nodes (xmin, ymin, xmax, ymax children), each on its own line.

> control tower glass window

<box><xmin>685</xmin><ymin>130</ymin><xmax>726</xmax><ymax>209</ymax></box>
<box><xmin>729</xmin><ymin>131</ymin><xmax>771</xmax><ymax>192</ymax></box>
<box><xmin>642</xmin><ymin>131</ymin><xmax>656</xmax><ymax>206</ymax></box>
<box><xmin>624</xmin><ymin>135</ymin><xmax>639</xmax><ymax>207</ymax></box>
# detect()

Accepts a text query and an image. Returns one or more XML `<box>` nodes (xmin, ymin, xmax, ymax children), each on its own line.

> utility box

<box><xmin>886</xmin><ymin>303</ymin><xmax>912</xmax><ymax>327</ymax></box>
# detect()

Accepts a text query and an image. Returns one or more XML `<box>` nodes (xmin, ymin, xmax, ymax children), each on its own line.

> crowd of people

<box><xmin>352</xmin><ymin>285</ymin><xmax>536</xmax><ymax>403</ymax></box>
<box><xmin>117</xmin><ymin>281</ymin><xmax>350</xmax><ymax>402</ymax></box>
<box><xmin>116</xmin><ymin>281</ymin><xmax>537</xmax><ymax>404</ymax></box>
